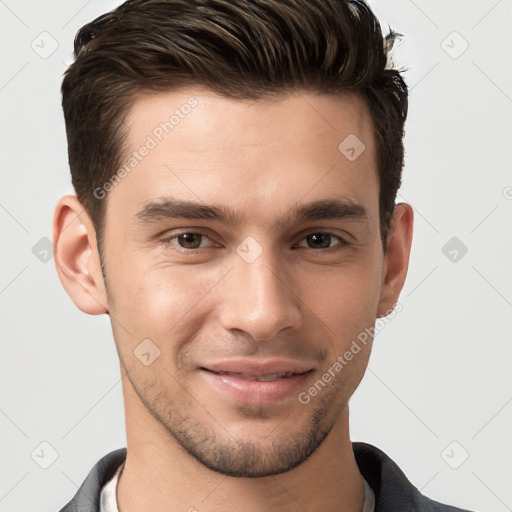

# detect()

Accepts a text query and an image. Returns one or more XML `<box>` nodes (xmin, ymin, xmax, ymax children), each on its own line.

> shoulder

<box><xmin>57</xmin><ymin>448</ymin><xmax>127</xmax><ymax>512</ymax></box>
<box><xmin>353</xmin><ymin>442</ymin><xmax>475</xmax><ymax>512</ymax></box>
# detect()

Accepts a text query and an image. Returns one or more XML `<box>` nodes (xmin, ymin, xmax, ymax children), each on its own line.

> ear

<box><xmin>52</xmin><ymin>195</ymin><xmax>108</xmax><ymax>315</ymax></box>
<box><xmin>377</xmin><ymin>202</ymin><xmax>414</xmax><ymax>317</ymax></box>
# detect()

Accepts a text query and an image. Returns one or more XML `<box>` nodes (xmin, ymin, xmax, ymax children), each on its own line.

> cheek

<box><xmin>108</xmin><ymin>260</ymin><xmax>222</xmax><ymax>346</ymax></box>
<box><xmin>306</xmin><ymin>259</ymin><xmax>382</xmax><ymax>334</ymax></box>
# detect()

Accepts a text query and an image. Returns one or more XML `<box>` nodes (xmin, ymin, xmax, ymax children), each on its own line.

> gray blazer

<box><xmin>58</xmin><ymin>442</ymin><xmax>474</xmax><ymax>512</ymax></box>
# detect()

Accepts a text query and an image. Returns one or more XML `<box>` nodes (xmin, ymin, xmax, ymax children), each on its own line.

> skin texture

<box><xmin>53</xmin><ymin>88</ymin><xmax>414</xmax><ymax>512</ymax></box>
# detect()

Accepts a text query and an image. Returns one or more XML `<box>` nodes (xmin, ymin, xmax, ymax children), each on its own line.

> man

<box><xmin>53</xmin><ymin>0</ymin><xmax>473</xmax><ymax>511</ymax></box>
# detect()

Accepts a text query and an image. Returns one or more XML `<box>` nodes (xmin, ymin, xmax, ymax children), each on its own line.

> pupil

<box><xmin>179</xmin><ymin>233</ymin><xmax>201</xmax><ymax>249</ymax></box>
<box><xmin>308</xmin><ymin>233</ymin><xmax>330</xmax><ymax>249</ymax></box>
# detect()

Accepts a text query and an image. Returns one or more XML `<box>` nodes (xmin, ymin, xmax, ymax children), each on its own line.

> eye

<box><xmin>163</xmin><ymin>231</ymin><xmax>215</xmax><ymax>250</ymax></box>
<box><xmin>296</xmin><ymin>231</ymin><xmax>347</xmax><ymax>250</ymax></box>
<box><xmin>161</xmin><ymin>230</ymin><xmax>348</xmax><ymax>252</ymax></box>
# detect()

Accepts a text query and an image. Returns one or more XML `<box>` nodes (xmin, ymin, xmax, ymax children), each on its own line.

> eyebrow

<box><xmin>134</xmin><ymin>196</ymin><xmax>371</xmax><ymax>228</ymax></box>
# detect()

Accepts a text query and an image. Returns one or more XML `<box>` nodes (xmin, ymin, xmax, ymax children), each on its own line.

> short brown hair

<box><xmin>61</xmin><ymin>0</ymin><xmax>408</xmax><ymax>261</ymax></box>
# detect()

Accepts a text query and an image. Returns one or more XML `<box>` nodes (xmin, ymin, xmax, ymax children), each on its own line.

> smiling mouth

<box><xmin>202</xmin><ymin>369</ymin><xmax>309</xmax><ymax>382</ymax></box>
<box><xmin>200</xmin><ymin>365</ymin><xmax>314</xmax><ymax>404</ymax></box>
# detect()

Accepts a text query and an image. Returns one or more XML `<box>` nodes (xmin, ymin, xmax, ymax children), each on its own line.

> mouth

<box><xmin>202</xmin><ymin>369</ymin><xmax>308</xmax><ymax>381</ymax></box>
<box><xmin>199</xmin><ymin>359</ymin><xmax>314</xmax><ymax>404</ymax></box>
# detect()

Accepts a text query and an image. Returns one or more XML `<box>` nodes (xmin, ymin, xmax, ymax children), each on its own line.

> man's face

<box><xmin>102</xmin><ymin>88</ymin><xmax>389</xmax><ymax>477</ymax></box>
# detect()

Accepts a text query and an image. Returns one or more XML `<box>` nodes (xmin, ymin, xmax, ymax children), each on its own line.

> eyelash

<box><xmin>161</xmin><ymin>230</ymin><xmax>349</xmax><ymax>253</ymax></box>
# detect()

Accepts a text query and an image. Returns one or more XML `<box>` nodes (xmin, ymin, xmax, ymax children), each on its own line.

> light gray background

<box><xmin>1</xmin><ymin>1</ymin><xmax>511</xmax><ymax>511</ymax></box>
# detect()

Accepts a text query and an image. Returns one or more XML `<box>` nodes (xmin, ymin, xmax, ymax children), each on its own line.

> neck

<box><xmin>117</xmin><ymin>374</ymin><xmax>365</xmax><ymax>512</ymax></box>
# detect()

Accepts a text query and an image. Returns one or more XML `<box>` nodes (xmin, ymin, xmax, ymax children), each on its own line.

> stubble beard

<box><xmin>129</xmin><ymin>372</ymin><xmax>343</xmax><ymax>478</ymax></box>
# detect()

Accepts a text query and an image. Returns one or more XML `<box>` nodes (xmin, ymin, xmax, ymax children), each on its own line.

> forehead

<box><xmin>125</xmin><ymin>87</ymin><xmax>374</xmax><ymax>154</ymax></box>
<box><xmin>106</xmin><ymin>87</ymin><xmax>378</xmax><ymax>228</ymax></box>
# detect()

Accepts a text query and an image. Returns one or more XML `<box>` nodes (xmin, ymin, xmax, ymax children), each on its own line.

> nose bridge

<box><xmin>219</xmin><ymin>240</ymin><xmax>302</xmax><ymax>340</ymax></box>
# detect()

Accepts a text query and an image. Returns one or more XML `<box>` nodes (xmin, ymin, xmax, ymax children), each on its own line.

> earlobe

<box><xmin>52</xmin><ymin>195</ymin><xmax>108</xmax><ymax>315</ymax></box>
<box><xmin>377</xmin><ymin>202</ymin><xmax>414</xmax><ymax>317</ymax></box>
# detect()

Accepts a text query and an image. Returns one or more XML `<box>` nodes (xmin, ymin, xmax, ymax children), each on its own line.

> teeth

<box><xmin>216</xmin><ymin>371</ymin><xmax>293</xmax><ymax>381</ymax></box>
<box><xmin>256</xmin><ymin>372</ymin><xmax>290</xmax><ymax>381</ymax></box>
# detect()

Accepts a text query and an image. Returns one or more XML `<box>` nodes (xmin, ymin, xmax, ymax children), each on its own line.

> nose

<box><xmin>218</xmin><ymin>245</ymin><xmax>303</xmax><ymax>341</ymax></box>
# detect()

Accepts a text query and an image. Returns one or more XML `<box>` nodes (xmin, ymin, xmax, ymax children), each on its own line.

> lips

<box><xmin>205</xmin><ymin>370</ymin><xmax>297</xmax><ymax>382</ymax></box>
<box><xmin>201</xmin><ymin>359</ymin><xmax>313</xmax><ymax>379</ymax></box>
<box><xmin>199</xmin><ymin>359</ymin><xmax>314</xmax><ymax>404</ymax></box>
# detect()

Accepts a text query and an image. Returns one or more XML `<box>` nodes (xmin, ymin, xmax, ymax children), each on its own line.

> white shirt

<box><xmin>100</xmin><ymin>461</ymin><xmax>124</xmax><ymax>512</ymax></box>
<box><xmin>99</xmin><ymin>462</ymin><xmax>375</xmax><ymax>512</ymax></box>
